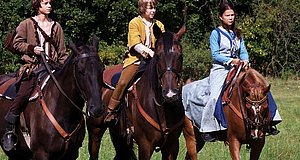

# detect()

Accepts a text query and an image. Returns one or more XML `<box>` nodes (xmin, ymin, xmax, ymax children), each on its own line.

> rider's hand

<box><xmin>243</xmin><ymin>61</ymin><xmax>249</xmax><ymax>70</ymax></box>
<box><xmin>34</xmin><ymin>46</ymin><xmax>44</xmax><ymax>55</ymax></box>
<box><xmin>231</xmin><ymin>58</ymin><xmax>240</xmax><ymax>66</ymax></box>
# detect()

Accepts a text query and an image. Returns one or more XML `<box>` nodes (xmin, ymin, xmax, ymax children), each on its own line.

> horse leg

<box><xmin>228</xmin><ymin>138</ymin><xmax>242</xmax><ymax>160</ymax></box>
<box><xmin>32</xmin><ymin>150</ymin><xmax>49</xmax><ymax>160</ymax></box>
<box><xmin>183</xmin><ymin>116</ymin><xmax>197</xmax><ymax>160</ymax></box>
<box><xmin>109</xmin><ymin>126</ymin><xmax>137</xmax><ymax>160</ymax></box>
<box><xmin>87</xmin><ymin>122</ymin><xmax>106</xmax><ymax>160</ymax></box>
<box><xmin>249</xmin><ymin>138</ymin><xmax>265</xmax><ymax>160</ymax></box>
<box><xmin>138</xmin><ymin>142</ymin><xmax>154</xmax><ymax>160</ymax></box>
<box><xmin>161</xmin><ymin>138</ymin><xmax>179</xmax><ymax>160</ymax></box>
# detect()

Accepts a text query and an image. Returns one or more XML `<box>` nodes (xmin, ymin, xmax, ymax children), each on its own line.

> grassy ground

<box><xmin>1</xmin><ymin>78</ymin><xmax>299</xmax><ymax>159</ymax></box>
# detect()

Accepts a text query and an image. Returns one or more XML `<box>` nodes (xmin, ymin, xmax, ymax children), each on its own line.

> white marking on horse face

<box><xmin>252</xmin><ymin>106</ymin><xmax>256</xmax><ymax>115</ymax></box>
<box><xmin>254</xmin><ymin>129</ymin><xmax>258</xmax><ymax>137</ymax></box>
<box><xmin>166</xmin><ymin>90</ymin><xmax>176</xmax><ymax>98</ymax></box>
<box><xmin>168</xmin><ymin>47</ymin><xmax>175</xmax><ymax>53</ymax></box>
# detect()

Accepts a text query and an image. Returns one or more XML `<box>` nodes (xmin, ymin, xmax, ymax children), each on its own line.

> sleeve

<box><xmin>156</xmin><ymin>20</ymin><xmax>165</xmax><ymax>33</ymax></box>
<box><xmin>55</xmin><ymin>23</ymin><xmax>68</xmax><ymax>64</ymax></box>
<box><xmin>13</xmin><ymin>20</ymin><xmax>36</xmax><ymax>54</ymax></box>
<box><xmin>210</xmin><ymin>29</ymin><xmax>232</xmax><ymax>64</ymax></box>
<box><xmin>239</xmin><ymin>38</ymin><xmax>249</xmax><ymax>61</ymax></box>
<box><xmin>128</xmin><ymin>19</ymin><xmax>142</xmax><ymax>51</ymax></box>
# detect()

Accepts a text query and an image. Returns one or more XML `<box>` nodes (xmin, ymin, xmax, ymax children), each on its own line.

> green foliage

<box><xmin>98</xmin><ymin>41</ymin><xmax>126</xmax><ymax>66</ymax></box>
<box><xmin>182</xmin><ymin>34</ymin><xmax>212</xmax><ymax>80</ymax></box>
<box><xmin>0</xmin><ymin>0</ymin><xmax>299</xmax><ymax>78</ymax></box>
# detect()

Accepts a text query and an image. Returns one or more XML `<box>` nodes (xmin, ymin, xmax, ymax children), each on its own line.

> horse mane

<box><xmin>143</xmin><ymin>54</ymin><xmax>159</xmax><ymax>91</ymax></box>
<box><xmin>241</xmin><ymin>68</ymin><xmax>269</xmax><ymax>89</ymax></box>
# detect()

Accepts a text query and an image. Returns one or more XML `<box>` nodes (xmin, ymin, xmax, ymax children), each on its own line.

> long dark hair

<box><xmin>219</xmin><ymin>1</ymin><xmax>242</xmax><ymax>39</ymax></box>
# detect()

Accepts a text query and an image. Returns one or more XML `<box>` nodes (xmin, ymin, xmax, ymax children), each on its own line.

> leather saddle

<box><xmin>0</xmin><ymin>70</ymin><xmax>51</xmax><ymax>101</ymax></box>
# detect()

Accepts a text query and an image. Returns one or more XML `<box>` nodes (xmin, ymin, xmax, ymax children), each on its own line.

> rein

<box><xmin>41</xmin><ymin>52</ymin><xmax>98</xmax><ymax>116</ymax></box>
<box><xmin>39</xmin><ymin>52</ymin><xmax>98</xmax><ymax>159</ymax></box>
<box><xmin>235</xmin><ymin>72</ymin><xmax>269</xmax><ymax>137</ymax></box>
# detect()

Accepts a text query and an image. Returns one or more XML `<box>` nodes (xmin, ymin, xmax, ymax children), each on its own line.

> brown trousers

<box><xmin>5</xmin><ymin>74</ymin><xmax>37</xmax><ymax>124</ymax></box>
<box><xmin>111</xmin><ymin>64</ymin><xmax>139</xmax><ymax>101</ymax></box>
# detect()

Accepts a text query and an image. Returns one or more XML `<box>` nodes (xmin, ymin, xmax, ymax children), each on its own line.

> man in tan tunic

<box><xmin>2</xmin><ymin>0</ymin><xmax>67</xmax><ymax>152</ymax></box>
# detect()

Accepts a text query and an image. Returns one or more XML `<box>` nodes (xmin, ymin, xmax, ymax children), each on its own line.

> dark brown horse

<box><xmin>183</xmin><ymin>67</ymin><xmax>271</xmax><ymax>160</ymax></box>
<box><xmin>86</xmin><ymin>25</ymin><xmax>186</xmax><ymax>160</ymax></box>
<box><xmin>0</xmin><ymin>36</ymin><xmax>104</xmax><ymax>160</ymax></box>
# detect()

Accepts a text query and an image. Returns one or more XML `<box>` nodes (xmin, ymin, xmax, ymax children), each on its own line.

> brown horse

<box><xmin>0</xmin><ymin>36</ymin><xmax>104</xmax><ymax>160</ymax></box>
<box><xmin>183</xmin><ymin>67</ymin><xmax>271</xmax><ymax>160</ymax></box>
<box><xmin>86</xmin><ymin>25</ymin><xmax>186</xmax><ymax>160</ymax></box>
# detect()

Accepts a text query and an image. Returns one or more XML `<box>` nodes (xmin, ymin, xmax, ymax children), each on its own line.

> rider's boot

<box><xmin>104</xmin><ymin>98</ymin><xmax>121</xmax><ymax>124</ymax></box>
<box><xmin>267</xmin><ymin>125</ymin><xmax>280</xmax><ymax>135</ymax></box>
<box><xmin>1</xmin><ymin>112</ymin><xmax>18</xmax><ymax>152</ymax></box>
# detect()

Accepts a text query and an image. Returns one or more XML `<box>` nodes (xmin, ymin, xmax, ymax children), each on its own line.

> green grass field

<box><xmin>1</xmin><ymin>78</ymin><xmax>299</xmax><ymax>159</ymax></box>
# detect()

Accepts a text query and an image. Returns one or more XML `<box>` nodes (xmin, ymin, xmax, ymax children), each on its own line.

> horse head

<box><xmin>153</xmin><ymin>24</ymin><xmax>186</xmax><ymax>103</ymax></box>
<box><xmin>240</xmin><ymin>69</ymin><xmax>271</xmax><ymax>140</ymax></box>
<box><xmin>69</xmin><ymin>35</ymin><xmax>104</xmax><ymax>118</ymax></box>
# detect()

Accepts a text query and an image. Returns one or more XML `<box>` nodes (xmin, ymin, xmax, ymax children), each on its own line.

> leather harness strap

<box><xmin>227</xmin><ymin>102</ymin><xmax>243</xmax><ymax>120</ymax></box>
<box><xmin>222</xmin><ymin>62</ymin><xmax>245</xmax><ymax>120</ymax></box>
<box><xmin>39</xmin><ymin>93</ymin><xmax>83</xmax><ymax>140</ymax></box>
<box><xmin>132</xmin><ymin>83</ymin><xmax>183</xmax><ymax>134</ymax></box>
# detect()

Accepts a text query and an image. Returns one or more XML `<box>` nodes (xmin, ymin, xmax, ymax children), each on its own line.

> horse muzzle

<box><xmin>86</xmin><ymin>102</ymin><xmax>104</xmax><ymax>118</ymax></box>
<box><xmin>162</xmin><ymin>88</ymin><xmax>179</xmax><ymax>102</ymax></box>
<box><xmin>250</xmin><ymin>128</ymin><xmax>265</xmax><ymax>140</ymax></box>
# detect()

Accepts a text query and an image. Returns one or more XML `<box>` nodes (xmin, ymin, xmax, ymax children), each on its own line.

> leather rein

<box><xmin>223</xmin><ymin>64</ymin><xmax>269</xmax><ymax>134</ymax></box>
<box><xmin>38</xmin><ymin>52</ymin><xmax>98</xmax><ymax>158</ymax></box>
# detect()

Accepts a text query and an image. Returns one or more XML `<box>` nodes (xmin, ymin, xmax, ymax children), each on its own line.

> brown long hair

<box><xmin>219</xmin><ymin>1</ymin><xmax>242</xmax><ymax>39</ymax></box>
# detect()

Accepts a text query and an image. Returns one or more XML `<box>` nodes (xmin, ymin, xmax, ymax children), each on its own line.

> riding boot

<box><xmin>2</xmin><ymin>112</ymin><xmax>19</xmax><ymax>152</ymax></box>
<box><xmin>104</xmin><ymin>98</ymin><xmax>121</xmax><ymax>124</ymax></box>
<box><xmin>267</xmin><ymin>125</ymin><xmax>280</xmax><ymax>135</ymax></box>
<box><xmin>201</xmin><ymin>132</ymin><xmax>217</xmax><ymax>142</ymax></box>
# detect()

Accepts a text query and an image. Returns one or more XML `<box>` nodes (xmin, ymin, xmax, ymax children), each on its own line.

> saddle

<box><xmin>103</xmin><ymin>60</ymin><xmax>148</xmax><ymax>89</ymax></box>
<box><xmin>222</xmin><ymin>63</ymin><xmax>245</xmax><ymax>103</ymax></box>
<box><xmin>0</xmin><ymin>69</ymin><xmax>52</xmax><ymax>101</ymax></box>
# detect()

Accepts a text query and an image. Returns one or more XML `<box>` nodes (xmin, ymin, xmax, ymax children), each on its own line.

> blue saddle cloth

<box><xmin>214</xmin><ymin>91</ymin><xmax>278</xmax><ymax>128</ymax></box>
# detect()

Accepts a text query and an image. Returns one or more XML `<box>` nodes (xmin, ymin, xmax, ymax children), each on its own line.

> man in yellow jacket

<box><xmin>104</xmin><ymin>0</ymin><xmax>165</xmax><ymax>123</ymax></box>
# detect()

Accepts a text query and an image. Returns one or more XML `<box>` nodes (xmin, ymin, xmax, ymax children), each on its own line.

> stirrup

<box><xmin>1</xmin><ymin>130</ymin><xmax>18</xmax><ymax>152</ymax></box>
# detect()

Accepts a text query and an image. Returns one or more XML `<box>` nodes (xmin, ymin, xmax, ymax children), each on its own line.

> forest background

<box><xmin>0</xmin><ymin>0</ymin><xmax>299</xmax><ymax>80</ymax></box>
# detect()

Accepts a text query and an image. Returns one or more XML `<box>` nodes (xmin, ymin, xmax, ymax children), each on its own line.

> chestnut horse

<box><xmin>86</xmin><ymin>25</ymin><xmax>186</xmax><ymax>160</ymax></box>
<box><xmin>0</xmin><ymin>36</ymin><xmax>104</xmax><ymax>160</ymax></box>
<box><xmin>183</xmin><ymin>67</ymin><xmax>271</xmax><ymax>160</ymax></box>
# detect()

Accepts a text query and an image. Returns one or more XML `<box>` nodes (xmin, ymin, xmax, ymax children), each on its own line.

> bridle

<box><xmin>41</xmin><ymin>52</ymin><xmax>100</xmax><ymax>116</ymax></box>
<box><xmin>244</xmin><ymin>94</ymin><xmax>268</xmax><ymax>131</ymax></box>
<box><xmin>72</xmin><ymin>52</ymin><xmax>101</xmax><ymax>103</ymax></box>
<box><xmin>156</xmin><ymin>39</ymin><xmax>182</xmax><ymax>91</ymax></box>
<box><xmin>237</xmin><ymin>78</ymin><xmax>269</xmax><ymax>138</ymax></box>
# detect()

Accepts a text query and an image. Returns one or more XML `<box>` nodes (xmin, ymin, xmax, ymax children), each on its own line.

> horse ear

<box><xmin>153</xmin><ymin>23</ymin><xmax>162</xmax><ymax>39</ymax></box>
<box><xmin>175</xmin><ymin>24</ymin><xmax>186</xmax><ymax>41</ymax></box>
<box><xmin>263</xmin><ymin>84</ymin><xmax>271</xmax><ymax>95</ymax></box>
<box><xmin>69</xmin><ymin>41</ymin><xmax>79</xmax><ymax>54</ymax></box>
<box><xmin>92</xmin><ymin>35</ymin><xmax>99</xmax><ymax>51</ymax></box>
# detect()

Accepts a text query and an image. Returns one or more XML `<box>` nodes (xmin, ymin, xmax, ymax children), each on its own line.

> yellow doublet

<box><xmin>123</xmin><ymin>16</ymin><xmax>165</xmax><ymax>68</ymax></box>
